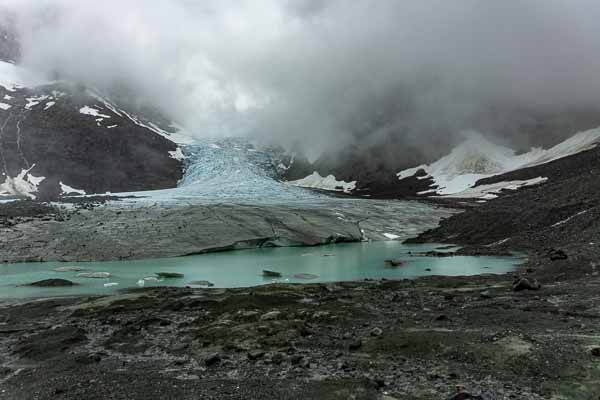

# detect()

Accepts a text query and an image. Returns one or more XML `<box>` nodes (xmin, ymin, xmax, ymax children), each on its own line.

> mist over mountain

<box><xmin>4</xmin><ymin>0</ymin><xmax>600</xmax><ymax>169</ymax></box>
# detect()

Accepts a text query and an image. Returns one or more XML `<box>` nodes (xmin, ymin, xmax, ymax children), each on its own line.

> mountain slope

<box><xmin>396</xmin><ymin>130</ymin><xmax>600</xmax><ymax>199</ymax></box>
<box><xmin>0</xmin><ymin>61</ymin><xmax>184</xmax><ymax>199</ymax></box>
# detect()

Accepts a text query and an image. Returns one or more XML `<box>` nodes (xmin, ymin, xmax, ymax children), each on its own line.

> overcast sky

<box><xmin>4</xmin><ymin>0</ymin><xmax>600</xmax><ymax>155</ymax></box>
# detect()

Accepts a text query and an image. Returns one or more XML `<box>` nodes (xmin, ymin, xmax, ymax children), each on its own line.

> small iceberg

<box><xmin>54</xmin><ymin>266</ymin><xmax>85</xmax><ymax>272</ymax></box>
<box><xmin>76</xmin><ymin>272</ymin><xmax>111</xmax><ymax>279</ymax></box>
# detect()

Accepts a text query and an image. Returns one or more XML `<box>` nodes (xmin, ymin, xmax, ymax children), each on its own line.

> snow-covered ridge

<box><xmin>288</xmin><ymin>171</ymin><xmax>357</xmax><ymax>193</ymax></box>
<box><xmin>398</xmin><ymin>129</ymin><xmax>600</xmax><ymax>197</ymax></box>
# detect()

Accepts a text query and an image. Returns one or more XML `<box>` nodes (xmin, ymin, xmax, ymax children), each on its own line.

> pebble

<box><xmin>260</xmin><ymin>311</ymin><xmax>282</xmax><ymax>321</ymax></box>
<box><xmin>370</xmin><ymin>327</ymin><xmax>383</xmax><ymax>337</ymax></box>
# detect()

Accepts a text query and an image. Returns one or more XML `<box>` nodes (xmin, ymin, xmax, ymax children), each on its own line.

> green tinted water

<box><xmin>0</xmin><ymin>242</ymin><xmax>523</xmax><ymax>299</ymax></box>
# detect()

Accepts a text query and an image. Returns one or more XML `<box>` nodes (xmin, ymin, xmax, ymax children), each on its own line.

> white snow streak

<box><xmin>60</xmin><ymin>182</ymin><xmax>86</xmax><ymax>195</ymax></box>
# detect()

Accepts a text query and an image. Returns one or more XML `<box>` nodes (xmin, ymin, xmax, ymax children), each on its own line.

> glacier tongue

<box><xmin>119</xmin><ymin>138</ymin><xmax>324</xmax><ymax>204</ymax></box>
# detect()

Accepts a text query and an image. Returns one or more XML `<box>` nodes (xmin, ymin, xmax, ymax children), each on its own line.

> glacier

<box><xmin>118</xmin><ymin>137</ymin><xmax>327</xmax><ymax>205</ymax></box>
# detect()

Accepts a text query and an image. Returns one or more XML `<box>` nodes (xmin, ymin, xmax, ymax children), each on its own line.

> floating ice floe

<box><xmin>77</xmin><ymin>272</ymin><xmax>111</xmax><ymax>279</ymax></box>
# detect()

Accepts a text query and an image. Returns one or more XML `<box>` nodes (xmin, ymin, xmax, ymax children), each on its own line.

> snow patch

<box><xmin>3</xmin><ymin>95</ymin><xmax>12</xmax><ymax>100</ymax></box>
<box><xmin>0</xmin><ymin>103</ymin><xmax>11</xmax><ymax>110</ymax></box>
<box><xmin>44</xmin><ymin>101</ymin><xmax>56</xmax><ymax>110</ymax></box>
<box><xmin>79</xmin><ymin>106</ymin><xmax>111</xmax><ymax>119</ymax></box>
<box><xmin>383</xmin><ymin>233</ymin><xmax>400</xmax><ymax>240</ymax></box>
<box><xmin>60</xmin><ymin>182</ymin><xmax>86</xmax><ymax>195</ymax></box>
<box><xmin>289</xmin><ymin>171</ymin><xmax>356</xmax><ymax>193</ymax></box>
<box><xmin>25</xmin><ymin>95</ymin><xmax>50</xmax><ymax>110</ymax></box>
<box><xmin>441</xmin><ymin>177</ymin><xmax>548</xmax><ymax>199</ymax></box>
<box><xmin>0</xmin><ymin>166</ymin><xmax>45</xmax><ymax>199</ymax></box>
<box><xmin>169</xmin><ymin>147</ymin><xmax>186</xmax><ymax>161</ymax></box>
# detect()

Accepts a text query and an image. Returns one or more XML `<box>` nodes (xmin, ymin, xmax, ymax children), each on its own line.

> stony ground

<box><xmin>2</xmin><ymin>248</ymin><xmax>600</xmax><ymax>400</ymax></box>
<box><xmin>3</xmin><ymin>146</ymin><xmax>600</xmax><ymax>399</ymax></box>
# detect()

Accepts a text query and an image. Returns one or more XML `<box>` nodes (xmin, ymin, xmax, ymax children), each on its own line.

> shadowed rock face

<box><xmin>0</xmin><ymin>82</ymin><xmax>183</xmax><ymax>199</ymax></box>
<box><xmin>0</xmin><ymin>24</ymin><xmax>183</xmax><ymax>199</ymax></box>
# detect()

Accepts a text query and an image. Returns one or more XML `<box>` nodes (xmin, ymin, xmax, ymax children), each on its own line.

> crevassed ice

<box><xmin>120</xmin><ymin>137</ymin><xmax>325</xmax><ymax>205</ymax></box>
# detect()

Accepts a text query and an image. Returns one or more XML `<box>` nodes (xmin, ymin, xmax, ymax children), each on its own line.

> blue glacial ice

<box><xmin>119</xmin><ymin>138</ymin><xmax>324</xmax><ymax>205</ymax></box>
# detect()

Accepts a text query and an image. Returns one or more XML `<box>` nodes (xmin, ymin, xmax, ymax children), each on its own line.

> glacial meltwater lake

<box><xmin>0</xmin><ymin>242</ymin><xmax>523</xmax><ymax>299</ymax></box>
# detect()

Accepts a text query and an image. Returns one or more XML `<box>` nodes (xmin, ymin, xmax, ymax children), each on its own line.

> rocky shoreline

<box><xmin>2</xmin><ymin>260</ymin><xmax>600</xmax><ymax>399</ymax></box>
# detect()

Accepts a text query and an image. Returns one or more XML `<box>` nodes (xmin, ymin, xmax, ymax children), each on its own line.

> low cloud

<box><xmin>4</xmin><ymin>0</ymin><xmax>600</xmax><ymax>158</ymax></box>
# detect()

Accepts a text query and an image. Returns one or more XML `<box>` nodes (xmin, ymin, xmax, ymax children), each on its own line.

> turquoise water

<box><xmin>0</xmin><ymin>242</ymin><xmax>523</xmax><ymax>299</ymax></box>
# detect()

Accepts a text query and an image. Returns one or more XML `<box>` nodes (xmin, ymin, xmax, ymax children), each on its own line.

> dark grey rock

<box><xmin>27</xmin><ymin>279</ymin><xmax>76</xmax><ymax>287</ymax></box>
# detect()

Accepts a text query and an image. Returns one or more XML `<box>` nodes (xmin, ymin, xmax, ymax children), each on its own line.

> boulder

<box><xmin>384</xmin><ymin>259</ymin><xmax>404</xmax><ymax>267</ymax></box>
<box><xmin>512</xmin><ymin>277</ymin><xmax>541</xmax><ymax>291</ymax></box>
<box><xmin>155</xmin><ymin>272</ymin><xmax>184</xmax><ymax>279</ymax></box>
<box><xmin>262</xmin><ymin>270</ymin><xmax>282</xmax><ymax>278</ymax></box>
<box><xmin>204</xmin><ymin>352</ymin><xmax>221</xmax><ymax>367</ymax></box>
<box><xmin>27</xmin><ymin>279</ymin><xmax>77</xmax><ymax>287</ymax></box>
<box><xmin>548</xmin><ymin>248</ymin><xmax>568</xmax><ymax>261</ymax></box>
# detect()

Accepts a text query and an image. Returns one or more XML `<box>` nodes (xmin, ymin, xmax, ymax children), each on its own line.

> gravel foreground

<box><xmin>1</xmin><ymin>255</ymin><xmax>600</xmax><ymax>400</ymax></box>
